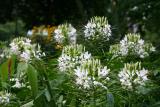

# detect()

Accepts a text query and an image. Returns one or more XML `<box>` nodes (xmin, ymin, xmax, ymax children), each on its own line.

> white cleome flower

<box><xmin>84</xmin><ymin>16</ymin><xmax>111</xmax><ymax>41</ymax></box>
<box><xmin>6</xmin><ymin>37</ymin><xmax>45</xmax><ymax>63</ymax></box>
<box><xmin>93</xmin><ymin>81</ymin><xmax>107</xmax><ymax>89</ymax></box>
<box><xmin>136</xmin><ymin>68</ymin><xmax>148</xmax><ymax>81</ymax></box>
<box><xmin>74</xmin><ymin>66</ymin><xmax>91</xmax><ymax>89</ymax></box>
<box><xmin>54</xmin><ymin>29</ymin><xmax>63</xmax><ymax>43</ymax></box>
<box><xmin>118</xmin><ymin>62</ymin><xmax>149</xmax><ymax>90</ymax></box>
<box><xmin>98</xmin><ymin>66</ymin><xmax>110</xmax><ymax>78</ymax></box>
<box><xmin>58</xmin><ymin>44</ymin><xmax>91</xmax><ymax>72</ymax></box>
<box><xmin>12</xmin><ymin>80</ymin><xmax>25</xmax><ymax>88</ymax></box>
<box><xmin>20</xmin><ymin>51</ymin><xmax>31</xmax><ymax>62</ymax></box>
<box><xmin>74</xmin><ymin>58</ymin><xmax>110</xmax><ymax>89</ymax></box>
<box><xmin>109</xmin><ymin>33</ymin><xmax>155</xmax><ymax>58</ymax></box>
<box><xmin>10</xmin><ymin>42</ymin><xmax>19</xmax><ymax>54</ymax></box>
<box><xmin>54</xmin><ymin>23</ymin><xmax>77</xmax><ymax>45</ymax></box>
<box><xmin>0</xmin><ymin>91</ymin><xmax>12</xmax><ymax>105</ymax></box>
<box><xmin>80</xmin><ymin>51</ymin><xmax>91</xmax><ymax>60</ymax></box>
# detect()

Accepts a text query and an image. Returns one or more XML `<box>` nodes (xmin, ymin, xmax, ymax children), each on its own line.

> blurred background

<box><xmin>0</xmin><ymin>0</ymin><xmax>160</xmax><ymax>48</ymax></box>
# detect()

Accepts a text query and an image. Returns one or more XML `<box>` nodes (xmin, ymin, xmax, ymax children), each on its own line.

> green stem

<box><xmin>41</xmin><ymin>62</ymin><xmax>57</xmax><ymax>106</ymax></box>
<box><xmin>91</xmin><ymin>76</ymin><xmax>96</xmax><ymax>107</ymax></box>
<box><xmin>93</xmin><ymin>85</ymin><xmax>96</xmax><ymax>107</ymax></box>
<box><xmin>43</xmin><ymin>70</ymin><xmax>53</xmax><ymax>98</ymax></box>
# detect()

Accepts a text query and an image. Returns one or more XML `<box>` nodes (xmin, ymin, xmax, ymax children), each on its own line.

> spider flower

<box><xmin>118</xmin><ymin>62</ymin><xmax>149</xmax><ymax>90</ymax></box>
<box><xmin>84</xmin><ymin>16</ymin><xmax>111</xmax><ymax>41</ymax></box>
<box><xmin>58</xmin><ymin>44</ymin><xmax>91</xmax><ymax>72</ymax></box>
<box><xmin>0</xmin><ymin>91</ymin><xmax>12</xmax><ymax>105</ymax></box>
<box><xmin>74</xmin><ymin>58</ymin><xmax>110</xmax><ymax>89</ymax></box>
<box><xmin>54</xmin><ymin>23</ymin><xmax>77</xmax><ymax>45</ymax></box>
<box><xmin>110</xmin><ymin>33</ymin><xmax>155</xmax><ymax>58</ymax></box>
<box><xmin>7</xmin><ymin>37</ymin><xmax>45</xmax><ymax>62</ymax></box>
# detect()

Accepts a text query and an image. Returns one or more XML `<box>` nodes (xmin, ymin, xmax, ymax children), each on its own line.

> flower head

<box><xmin>0</xmin><ymin>91</ymin><xmax>12</xmax><ymax>105</ymax></box>
<box><xmin>58</xmin><ymin>44</ymin><xmax>91</xmax><ymax>72</ymax></box>
<box><xmin>118</xmin><ymin>62</ymin><xmax>149</xmax><ymax>90</ymax></box>
<box><xmin>110</xmin><ymin>33</ymin><xmax>155</xmax><ymax>58</ymax></box>
<box><xmin>84</xmin><ymin>16</ymin><xmax>111</xmax><ymax>41</ymax></box>
<box><xmin>4</xmin><ymin>37</ymin><xmax>45</xmax><ymax>63</ymax></box>
<box><xmin>74</xmin><ymin>58</ymin><xmax>110</xmax><ymax>89</ymax></box>
<box><xmin>54</xmin><ymin>23</ymin><xmax>77</xmax><ymax>45</ymax></box>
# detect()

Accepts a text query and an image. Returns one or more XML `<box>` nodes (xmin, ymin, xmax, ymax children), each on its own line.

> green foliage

<box><xmin>1</xmin><ymin>2</ymin><xmax>160</xmax><ymax>104</ymax></box>
<box><xmin>0</xmin><ymin>59</ymin><xmax>9</xmax><ymax>88</ymax></box>
<box><xmin>27</xmin><ymin>64</ymin><xmax>38</xmax><ymax>98</ymax></box>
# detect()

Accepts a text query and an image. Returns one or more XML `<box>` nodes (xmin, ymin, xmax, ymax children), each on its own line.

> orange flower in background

<box><xmin>47</xmin><ymin>25</ymin><xmax>57</xmax><ymax>42</ymax></box>
<box><xmin>27</xmin><ymin>25</ymin><xmax>64</xmax><ymax>50</ymax></box>
<box><xmin>28</xmin><ymin>25</ymin><xmax>57</xmax><ymax>42</ymax></box>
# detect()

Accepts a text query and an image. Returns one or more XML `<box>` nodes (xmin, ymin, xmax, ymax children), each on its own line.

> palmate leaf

<box><xmin>27</xmin><ymin>64</ymin><xmax>38</xmax><ymax>98</ymax></box>
<box><xmin>0</xmin><ymin>55</ymin><xmax>16</xmax><ymax>88</ymax></box>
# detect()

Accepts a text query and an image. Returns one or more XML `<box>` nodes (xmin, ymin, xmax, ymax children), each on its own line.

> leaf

<box><xmin>58</xmin><ymin>95</ymin><xmax>63</xmax><ymax>103</ymax></box>
<box><xmin>150</xmin><ymin>101</ymin><xmax>160</xmax><ymax>107</ymax></box>
<box><xmin>57</xmin><ymin>95</ymin><xmax>64</xmax><ymax>107</ymax></box>
<box><xmin>35</xmin><ymin>89</ymin><xmax>46</xmax><ymax>100</ymax></box>
<box><xmin>68</xmin><ymin>97</ymin><xmax>76</xmax><ymax>107</ymax></box>
<box><xmin>0</xmin><ymin>60</ymin><xmax>8</xmax><ymax>83</ymax></box>
<box><xmin>17</xmin><ymin>62</ymin><xmax>28</xmax><ymax>77</ymax></box>
<box><xmin>21</xmin><ymin>100</ymin><xmax>34</xmax><ymax>107</ymax></box>
<box><xmin>45</xmin><ymin>89</ymin><xmax>51</xmax><ymax>102</ymax></box>
<box><xmin>27</xmin><ymin>64</ymin><xmax>38</xmax><ymax>98</ymax></box>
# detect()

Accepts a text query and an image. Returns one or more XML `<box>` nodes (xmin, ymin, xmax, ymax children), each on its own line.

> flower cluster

<box><xmin>74</xmin><ymin>58</ymin><xmax>110</xmax><ymax>89</ymax></box>
<box><xmin>8</xmin><ymin>37</ymin><xmax>45</xmax><ymax>62</ymax></box>
<box><xmin>58</xmin><ymin>44</ymin><xmax>91</xmax><ymax>72</ymax></box>
<box><xmin>0</xmin><ymin>47</ymin><xmax>11</xmax><ymax>59</ymax></box>
<box><xmin>0</xmin><ymin>91</ymin><xmax>12</xmax><ymax>105</ymax></box>
<box><xmin>118</xmin><ymin>62</ymin><xmax>149</xmax><ymax>90</ymax></box>
<box><xmin>109</xmin><ymin>33</ymin><xmax>155</xmax><ymax>58</ymax></box>
<box><xmin>84</xmin><ymin>16</ymin><xmax>111</xmax><ymax>41</ymax></box>
<box><xmin>54</xmin><ymin>23</ymin><xmax>77</xmax><ymax>45</ymax></box>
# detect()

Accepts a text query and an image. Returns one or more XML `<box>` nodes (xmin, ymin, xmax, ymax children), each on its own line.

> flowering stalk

<box><xmin>35</xmin><ymin>60</ymin><xmax>56</xmax><ymax>106</ymax></box>
<box><xmin>74</xmin><ymin>58</ymin><xmax>110</xmax><ymax>106</ymax></box>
